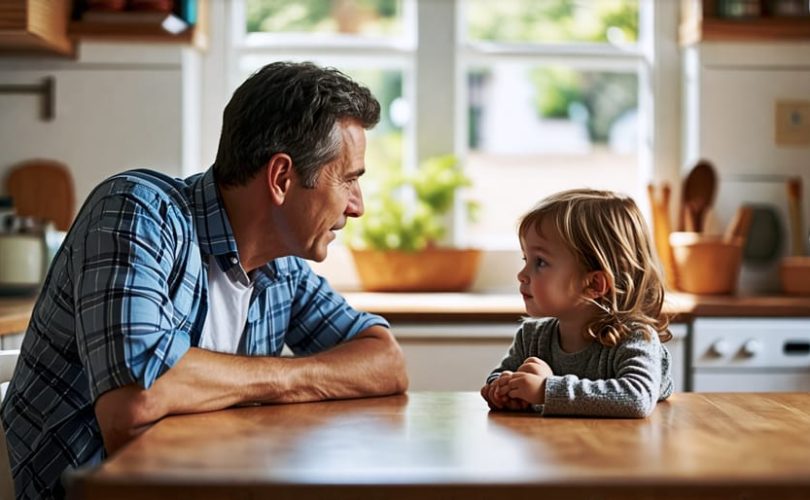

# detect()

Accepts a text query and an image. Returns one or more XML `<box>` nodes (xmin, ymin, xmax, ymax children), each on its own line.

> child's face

<box><xmin>517</xmin><ymin>218</ymin><xmax>590</xmax><ymax>319</ymax></box>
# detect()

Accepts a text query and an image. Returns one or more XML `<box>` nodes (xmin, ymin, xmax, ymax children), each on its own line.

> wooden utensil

<box><xmin>787</xmin><ymin>177</ymin><xmax>804</xmax><ymax>256</ymax></box>
<box><xmin>723</xmin><ymin>205</ymin><xmax>754</xmax><ymax>245</ymax></box>
<box><xmin>5</xmin><ymin>159</ymin><xmax>75</xmax><ymax>231</ymax></box>
<box><xmin>647</xmin><ymin>183</ymin><xmax>676</xmax><ymax>289</ymax></box>
<box><xmin>680</xmin><ymin>159</ymin><xmax>717</xmax><ymax>233</ymax></box>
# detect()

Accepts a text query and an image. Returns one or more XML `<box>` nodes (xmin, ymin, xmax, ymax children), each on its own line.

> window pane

<box><xmin>246</xmin><ymin>0</ymin><xmax>405</xmax><ymax>38</ymax></box>
<box><xmin>465</xmin><ymin>0</ymin><xmax>639</xmax><ymax>45</ymax></box>
<box><xmin>236</xmin><ymin>59</ymin><xmax>405</xmax><ymax>179</ymax></box>
<box><xmin>464</xmin><ymin>63</ymin><xmax>639</xmax><ymax>247</ymax></box>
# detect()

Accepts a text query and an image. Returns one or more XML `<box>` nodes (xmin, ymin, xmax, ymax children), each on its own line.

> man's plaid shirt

<box><xmin>1</xmin><ymin>167</ymin><xmax>387</xmax><ymax>499</ymax></box>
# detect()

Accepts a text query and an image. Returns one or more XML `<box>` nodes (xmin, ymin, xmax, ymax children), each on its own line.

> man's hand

<box><xmin>494</xmin><ymin>357</ymin><xmax>553</xmax><ymax>406</ymax></box>
<box><xmin>480</xmin><ymin>372</ymin><xmax>530</xmax><ymax>411</ymax></box>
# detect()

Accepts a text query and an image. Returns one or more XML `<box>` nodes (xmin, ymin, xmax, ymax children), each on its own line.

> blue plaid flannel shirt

<box><xmin>0</xmin><ymin>168</ymin><xmax>388</xmax><ymax>499</ymax></box>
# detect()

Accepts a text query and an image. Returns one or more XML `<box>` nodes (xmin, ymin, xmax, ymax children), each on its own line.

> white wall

<box><xmin>0</xmin><ymin>42</ymin><xmax>195</xmax><ymax>209</ymax></box>
<box><xmin>683</xmin><ymin>42</ymin><xmax>810</xmax><ymax>293</ymax></box>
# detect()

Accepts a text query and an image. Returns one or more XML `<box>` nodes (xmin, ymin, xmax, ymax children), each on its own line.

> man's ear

<box><xmin>266</xmin><ymin>153</ymin><xmax>293</xmax><ymax>205</ymax></box>
<box><xmin>584</xmin><ymin>270</ymin><xmax>610</xmax><ymax>299</ymax></box>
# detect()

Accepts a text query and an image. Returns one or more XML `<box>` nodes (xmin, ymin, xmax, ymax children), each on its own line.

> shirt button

<box><xmin>230</xmin><ymin>257</ymin><xmax>238</xmax><ymax>265</ymax></box>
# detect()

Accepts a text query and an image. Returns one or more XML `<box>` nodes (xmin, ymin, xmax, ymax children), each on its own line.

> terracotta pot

<box><xmin>350</xmin><ymin>248</ymin><xmax>482</xmax><ymax>292</ymax></box>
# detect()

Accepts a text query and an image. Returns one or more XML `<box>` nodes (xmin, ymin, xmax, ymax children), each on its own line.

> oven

<box><xmin>691</xmin><ymin>318</ymin><xmax>810</xmax><ymax>392</ymax></box>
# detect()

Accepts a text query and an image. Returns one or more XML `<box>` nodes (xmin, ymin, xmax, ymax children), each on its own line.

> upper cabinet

<box><xmin>0</xmin><ymin>0</ymin><xmax>74</xmax><ymax>56</ymax></box>
<box><xmin>681</xmin><ymin>0</ymin><xmax>810</xmax><ymax>44</ymax></box>
<box><xmin>0</xmin><ymin>0</ymin><xmax>206</xmax><ymax>57</ymax></box>
<box><xmin>68</xmin><ymin>0</ymin><xmax>207</xmax><ymax>49</ymax></box>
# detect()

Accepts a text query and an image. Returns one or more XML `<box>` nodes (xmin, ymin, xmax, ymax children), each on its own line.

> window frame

<box><xmin>206</xmin><ymin>0</ymin><xmax>681</xmax><ymax>252</ymax></box>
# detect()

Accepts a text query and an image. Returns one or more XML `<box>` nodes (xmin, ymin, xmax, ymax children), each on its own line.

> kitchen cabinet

<box><xmin>68</xmin><ymin>0</ymin><xmax>208</xmax><ymax>49</ymax></box>
<box><xmin>394</xmin><ymin>323</ymin><xmax>515</xmax><ymax>391</ymax></box>
<box><xmin>394</xmin><ymin>322</ymin><xmax>688</xmax><ymax>393</ymax></box>
<box><xmin>681</xmin><ymin>0</ymin><xmax>810</xmax><ymax>44</ymax></box>
<box><xmin>0</xmin><ymin>0</ymin><xmax>74</xmax><ymax>56</ymax></box>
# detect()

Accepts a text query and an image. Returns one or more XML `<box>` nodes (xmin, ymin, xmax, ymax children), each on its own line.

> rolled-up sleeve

<box><xmin>284</xmin><ymin>258</ymin><xmax>388</xmax><ymax>355</ymax></box>
<box><xmin>73</xmin><ymin>185</ymin><xmax>191</xmax><ymax>400</ymax></box>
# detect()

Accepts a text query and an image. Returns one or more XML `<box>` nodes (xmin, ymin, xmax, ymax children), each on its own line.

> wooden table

<box><xmin>68</xmin><ymin>392</ymin><xmax>810</xmax><ymax>500</ymax></box>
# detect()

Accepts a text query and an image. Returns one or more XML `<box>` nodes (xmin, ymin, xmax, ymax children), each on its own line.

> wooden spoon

<box><xmin>680</xmin><ymin>159</ymin><xmax>717</xmax><ymax>233</ymax></box>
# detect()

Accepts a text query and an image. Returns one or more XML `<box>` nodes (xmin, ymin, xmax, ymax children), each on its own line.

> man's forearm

<box><xmin>265</xmin><ymin>325</ymin><xmax>409</xmax><ymax>403</ymax></box>
<box><xmin>95</xmin><ymin>325</ymin><xmax>408</xmax><ymax>454</ymax></box>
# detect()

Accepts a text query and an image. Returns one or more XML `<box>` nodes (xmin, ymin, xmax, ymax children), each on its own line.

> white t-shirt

<box><xmin>199</xmin><ymin>255</ymin><xmax>253</xmax><ymax>354</ymax></box>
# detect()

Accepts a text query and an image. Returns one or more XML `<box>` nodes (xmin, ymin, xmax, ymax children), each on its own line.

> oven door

<box><xmin>691</xmin><ymin>318</ymin><xmax>810</xmax><ymax>392</ymax></box>
<box><xmin>693</xmin><ymin>370</ymin><xmax>810</xmax><ymax>392</ymax></box>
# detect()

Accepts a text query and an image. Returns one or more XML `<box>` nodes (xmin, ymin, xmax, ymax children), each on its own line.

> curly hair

<box><xmin>213</xmin><ymin>61</ymin><xmax>380</xmax><ymax>188</ymax></box>
<box><xmin>518</xmin><ymin>189</ymin><xmax>671</xmax><ymax>347</ymax></box>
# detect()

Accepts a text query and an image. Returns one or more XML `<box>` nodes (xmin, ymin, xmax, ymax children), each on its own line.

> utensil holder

<box><xmin>669</xmin><ymin>232</ymin><xmax>743</xmax><ymax>295</ymax></box>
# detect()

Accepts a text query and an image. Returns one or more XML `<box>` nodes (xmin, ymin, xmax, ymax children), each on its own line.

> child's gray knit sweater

<box><xmin>487</xmin><ymin>317</ymin><xmax>673</xmax><ymax>418</ymax></box>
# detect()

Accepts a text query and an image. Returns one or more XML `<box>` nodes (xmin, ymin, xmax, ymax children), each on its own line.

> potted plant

<box><xmin>345</xmin><ymin>155</ymin><xmax>482</xmax><ymax>292</ymax></box>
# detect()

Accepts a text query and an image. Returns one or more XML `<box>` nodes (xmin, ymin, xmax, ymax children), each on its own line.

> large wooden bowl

<box><xmin>350</xmin><ymin>248</ymin><xmax>482</xmax><ymax>292</ymax></box>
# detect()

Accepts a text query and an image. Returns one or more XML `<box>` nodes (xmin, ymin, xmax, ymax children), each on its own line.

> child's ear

<box><xmin>584</xmin><ymin>271</ymin><xmax>610</xmax><ymax>299</ymax></box>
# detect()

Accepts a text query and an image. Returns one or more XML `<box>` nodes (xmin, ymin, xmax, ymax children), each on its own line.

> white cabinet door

<box><xmin>397</xmin><ymin>322</ymin><xmax>688</xmax><ymax>392</ymax></box>
<box><xmin>395</xmin><ymin>323</ymin><xmax>515</xmax><ymax>391</ymax></box>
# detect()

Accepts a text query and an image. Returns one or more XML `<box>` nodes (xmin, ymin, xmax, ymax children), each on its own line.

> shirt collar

<box><xmin>191</xmin><ymin>167</ymin><xmax>239</xmax><ymax>258</ymax></box>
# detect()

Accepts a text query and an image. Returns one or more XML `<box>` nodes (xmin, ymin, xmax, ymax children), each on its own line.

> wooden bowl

<box><xmin>780</xmin><ymin>256</ymin><xmax>810</xmax><ymax>295</ymax></box>
<box><xmin>350</xmin><ymin>248</ymin><xmax>482</xmax><ymax>292</ymax></box>
<box><xmin>669</xmin><ymin>232</ymin><xmax>743</xmax><ymax>295</ymax></box>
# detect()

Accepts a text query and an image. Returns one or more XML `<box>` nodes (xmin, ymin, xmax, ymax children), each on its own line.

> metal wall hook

<box><xmin>0</xmin><ymin>77</ymin><xmax>55</xmax><ymax>121</ymax></box>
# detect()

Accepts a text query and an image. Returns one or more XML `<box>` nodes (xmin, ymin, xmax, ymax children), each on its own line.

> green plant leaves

<box><xmin>346</xmin><ymin>154</ymin><xmax>475</xmax><ymax>252</ymax></box>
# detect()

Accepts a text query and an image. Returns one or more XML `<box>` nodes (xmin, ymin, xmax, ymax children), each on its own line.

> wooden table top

<box><xmin>68</xmin><ymin>392</ymin><xmax>810</xmax><ymax>500</ymax></box>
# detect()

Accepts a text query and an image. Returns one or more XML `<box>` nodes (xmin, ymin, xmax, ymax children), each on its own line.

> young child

<box><xmin>481</xmin><ymin>189</ymin><xmax>673</xmax><ymax>418</ymax></box>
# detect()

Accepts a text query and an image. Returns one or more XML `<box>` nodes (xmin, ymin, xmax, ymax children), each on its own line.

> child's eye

<box><xmin>535</xmin><ymin>258</ymin><xmax>547</xmax><ymax>268</ymax></box>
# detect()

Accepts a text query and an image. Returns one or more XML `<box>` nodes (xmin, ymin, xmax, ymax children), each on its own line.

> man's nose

<box><xmin>346</xmin><ymin>183</ymin><xmax>364</xmax><ymax>218</ymax></box>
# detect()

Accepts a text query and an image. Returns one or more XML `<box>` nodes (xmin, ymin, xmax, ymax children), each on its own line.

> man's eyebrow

<box><xmin>346</xmin><ymin>168</ymin><xmax>366</xmax><ymax>178</ymax></box>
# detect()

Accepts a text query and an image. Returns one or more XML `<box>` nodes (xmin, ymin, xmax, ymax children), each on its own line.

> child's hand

<box><xmin>480</xmin><ymin>372</ymin><xmax>530</xmax><ymax>411</ymax></box>
<box><xmin>517</xmin><ymin>357</ymin><xmax>553</xmax><ymax>377</ymax></box>
<box><xmin>497</xmin><ymin>357</ymin><xmax>554</xmax><ymax>405</ymax></box>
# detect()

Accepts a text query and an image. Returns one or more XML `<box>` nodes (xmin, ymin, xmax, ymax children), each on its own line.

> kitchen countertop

<box><xmin>4</xmin><ymin>291</ymin><xmax>810</xmax><ymax>336</ymax></box>
<box><xmin>0</xmin><ymin>297</ymin><xmax>36</xmax><ymax>337</ymax></box>
<box><xmin>343</xmin><ymin>291</ymin><xmax>810</xmax><ymax>322</ymax></box>
<box><xmin>68</xmin><ymin>391</ymin><xmax>810</xmax><ymax>500</ymax></box>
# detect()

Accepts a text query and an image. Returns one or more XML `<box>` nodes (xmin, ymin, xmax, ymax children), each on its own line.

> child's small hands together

<box><xmin>495</xmin><ymin>357</ymin><xmax>554</xmax><ymax>406</ymax></box>
<box><xmin>480</xmin><ymin>372</ymin><xmax>530</xmax><ymax>411</ymax></box>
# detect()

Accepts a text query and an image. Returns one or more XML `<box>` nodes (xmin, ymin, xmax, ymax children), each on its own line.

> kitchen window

<box><xmin>219</xmin><ymin>0</ymin><xmax>677</xmax><ymax>252</ymax></box>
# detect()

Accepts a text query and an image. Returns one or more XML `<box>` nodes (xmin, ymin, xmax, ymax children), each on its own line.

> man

<box><xmin>1</xmin><ymin>61</ymin><xmax>408</xmax><ymax>499</ymax></box>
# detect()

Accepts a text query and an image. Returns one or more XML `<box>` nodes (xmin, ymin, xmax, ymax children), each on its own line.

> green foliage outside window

<box><xmin>345</xmin><ymin>155</ymin><xmax>479</xmax><ymax>251</ymax></box>
<box><xmin>246</xmin><ymin>0</ymin><xmax>401</xmax><ymax>36</ymax></box>
<box><xmin>466</xmin><ymin>0</ymin><xmax>638</xmax><ymax>44</ymax></box>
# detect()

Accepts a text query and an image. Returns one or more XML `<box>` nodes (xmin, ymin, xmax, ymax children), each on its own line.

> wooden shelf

<box><xmin>681</xmin><ymin>0</ymin><xmax>810</xmax><ymax>44</ymax></box>
<box><xmin>67</xmin><ymin>0</ymin><xmax>207</xmax><ymax>49</ymax></box>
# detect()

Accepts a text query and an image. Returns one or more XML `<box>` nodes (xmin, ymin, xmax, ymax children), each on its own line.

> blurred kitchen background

<box><xmin>1</xmin><ymin>0</ymin><xmax>809</xmax><ymax>392</ymax></box>
<box><xmin>2</xmin><ymin>0</ymin><xmax>809</xmax><ymax>291</ymax></box>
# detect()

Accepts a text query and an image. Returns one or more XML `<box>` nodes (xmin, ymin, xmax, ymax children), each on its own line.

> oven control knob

<box><xmin>710</xmin><ymin>339</ymin><xmax>731</xmax><ymax>357</ymax></box>
<box><xmin>742</xmin><ymin>339</ymin><xmax>762</xmax><ymax>357</ymax></box>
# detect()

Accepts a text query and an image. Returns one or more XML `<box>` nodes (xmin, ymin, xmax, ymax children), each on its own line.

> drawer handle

<box><xmin>784</xmin><ymin>341</ymin><xmax>810</xmax><ymax>355</ymax></box>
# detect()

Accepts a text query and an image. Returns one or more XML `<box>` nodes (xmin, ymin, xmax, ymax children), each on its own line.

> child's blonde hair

<box><xmin>518</xmin><ymin>188</ymin><xmax>671</xmax><ymax>347</ymax></box>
